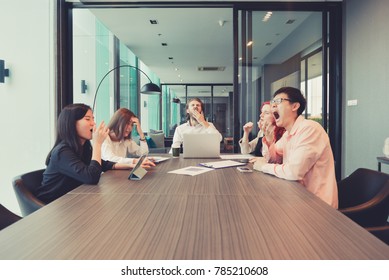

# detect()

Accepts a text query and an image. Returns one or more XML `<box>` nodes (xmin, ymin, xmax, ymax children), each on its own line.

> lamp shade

<box><xmin>93</xmin><ymin>64</ymin><xmax>161</xmax><ymax>111</ymax></box>
<box><xmin>141</xmin><ymin>82</ymin><xmax>162</xmax><ymax>95</ymax></box>
<box><xmin>172</xmin><ymin>97</ymin><xmax>181</xmax><ymax>103</ymax></box>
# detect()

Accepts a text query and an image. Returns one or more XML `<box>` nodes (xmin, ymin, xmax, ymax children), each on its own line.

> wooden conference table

<box><xmin>1</xmin><ymin>157</ymin><xmax>389</xmax><ymax>260</ymax></box>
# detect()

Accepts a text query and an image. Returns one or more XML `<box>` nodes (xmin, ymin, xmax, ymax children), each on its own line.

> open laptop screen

<box><xmin>182</xmin><ymin>133</ymin><xmax>221</xmax><ymax>158</ymax></box>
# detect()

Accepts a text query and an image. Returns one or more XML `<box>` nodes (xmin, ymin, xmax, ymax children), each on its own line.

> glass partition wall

<box><xmin>238</xmin><ymin>10</ymin><xmax>328</xmax><ymax>136</ymax></box>
<box><xmin>69</xmin><ymin>2</ymin><xmax>341</xmax><ymax>177</ymax></box>
<box><xmin>162</xmin><ymin>84</ymin><xmax>233</xmax><ymax>138</ymax></box>
<box><xmin>71</xmin><ymin>8</ymin><xmax>233</xmax><ymax>144</ymax></box>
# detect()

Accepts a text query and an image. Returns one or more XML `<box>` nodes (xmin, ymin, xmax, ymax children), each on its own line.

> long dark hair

<box><xmin>46</xmin><ymin>103</ymin><xmax>91</xmax><ymax>165</ymax></box>
<box><xmin>107</xmin><ymin>108</ymin><xmax>136</xmax><ymax>140</ymax></box>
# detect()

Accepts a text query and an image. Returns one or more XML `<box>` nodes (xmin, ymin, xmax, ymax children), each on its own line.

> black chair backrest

<box><xmin>0</xmin><ymin>204</ymin><xmax>21</xmax><ymax>230</ymax></box>
<box><xmin>12</xmin><ymin>169</ymin><xmax>46</xmax><ymax>217</ymax></box>
<box><xmin>367</xmin><ymin>225</ymin><xmax>389</xmax><ymax>246</ymax></box>
<box><xmin>338</xmin><ymin>168</ymin><xmax>389</xmax><ymax>209</ymax></box>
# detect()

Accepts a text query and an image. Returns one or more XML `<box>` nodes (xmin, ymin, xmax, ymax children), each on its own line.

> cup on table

<box><xmin>172</xmin><ymin>147</ymin><xmax>180</xmax><ymax>157</ymax></box>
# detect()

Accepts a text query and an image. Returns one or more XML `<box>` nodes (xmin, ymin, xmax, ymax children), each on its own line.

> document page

<box><xmin>198</xmin><ymin>160</ymin><xmax>246</xmax><ymax>169</ymax></box>
<box><xmin>168</xmin><ymin>166</ymin><xmax>213</xmax><ymax>176</ymax></box>
<box><xmin>220</xmin><ymin>154</ymin><xmax>255</xmax><ymax>160</ymax></box>
<box><xmin>150</xmin><ymin>156</ymin><xmax>170</xmax><ymax>163</ymax></box>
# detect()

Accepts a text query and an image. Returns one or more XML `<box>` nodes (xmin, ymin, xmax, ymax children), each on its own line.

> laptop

<box><xmin>182</xmin><ymin>133</ymin><xmax>221</xmax><ymax>159</ymax></box>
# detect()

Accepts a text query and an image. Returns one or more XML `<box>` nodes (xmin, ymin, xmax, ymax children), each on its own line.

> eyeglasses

<box><xmin>270</xmin><ymin>98</ymin><xmax>293</xmax><ymax>105</ymax></box>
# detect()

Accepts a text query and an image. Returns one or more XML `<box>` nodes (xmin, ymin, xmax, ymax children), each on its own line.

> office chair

<box><xmin>337</xmin><ymin>168</ymin><xmax>389</xmax><ymax>227</ymax></box>
<box><xmin>0</xmin><ymin>204</ymin><xmax>22</xmax><ymax>230</ymax></box>
<box><xmin>12</xmin><ymin>169</ymin><xmax>46</xmax><ymax>217</ymax></box>
<box><xmin>366</xmin><ymin>225</ymin><xmax>389</xmax><ymax>246</ymax></box>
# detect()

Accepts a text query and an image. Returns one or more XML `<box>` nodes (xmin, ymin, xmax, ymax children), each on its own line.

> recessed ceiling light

<box><xmin>262</xmin><ymin>11</ymin><xmax>273</xmax><ymax>22</ymax></box>
<box><xmin>247</xmin><ymin>41</ymin><xmax>253</xmax><ymax>47</ymax></box>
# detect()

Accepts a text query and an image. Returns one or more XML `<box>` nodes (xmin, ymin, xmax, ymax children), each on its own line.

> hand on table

<box><xmin>249</xmin><ymin>157</ymin><xmax>268</xmax><ymax>172</ymax></box>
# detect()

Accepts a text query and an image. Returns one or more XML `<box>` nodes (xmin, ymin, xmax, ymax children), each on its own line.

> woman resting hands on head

<box><xmin>102</xmin><ymin>108</ymin><xmax>155</xmax><ymax>168</ymax></box>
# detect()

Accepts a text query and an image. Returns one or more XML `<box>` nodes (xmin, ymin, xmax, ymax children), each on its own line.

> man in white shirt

<box><xmin>171</xmin><ymin>98</ymin><xmax>222</xmax><ymax>150</ymax></box>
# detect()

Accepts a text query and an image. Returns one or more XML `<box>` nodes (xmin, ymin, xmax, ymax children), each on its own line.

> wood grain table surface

<box><xmin>1</xmin><ymin>157</ymin><xmax>389</xmax><ymax>260</ymax></box>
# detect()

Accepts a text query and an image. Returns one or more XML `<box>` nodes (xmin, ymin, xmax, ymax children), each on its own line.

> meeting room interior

<box><xmin>1</xmin><ymin>0</ymin><xmax>389</xmax><ymax>267</ymax></box>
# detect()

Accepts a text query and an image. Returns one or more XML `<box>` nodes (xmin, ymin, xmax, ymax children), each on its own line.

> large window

<box><xmin>72</xmin><ymin>9</ymin><xmax>115</xmax><ymax>125</ymax></box>
<box><xmin>68</xmin><ymin>2</ymin><xmax>341</xmax><ymax>176</ymax></box>
<box><xmin>238</xmin><ymin>10</ymin><xmax>326</xmax><ymax>135</ymax></box>
<box><xmin>72</xmin><ymin>9</ymin><xmax>161</xmax><ymax>128</ymax></box>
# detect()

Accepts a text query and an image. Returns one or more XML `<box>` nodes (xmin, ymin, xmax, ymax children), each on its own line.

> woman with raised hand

<box><xmin>36</xmin><ymin>104</ymin><xmax>140</xmax><ymax>204</ymax></box>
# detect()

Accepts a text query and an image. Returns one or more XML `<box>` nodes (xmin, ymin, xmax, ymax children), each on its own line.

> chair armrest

<box><xmin>339</xmin><ymin>197</ymin><xmax>389</xmax><ymax>227</ymax></box>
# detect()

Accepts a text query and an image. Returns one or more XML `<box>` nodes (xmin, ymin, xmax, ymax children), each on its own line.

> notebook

<box><xmin>182</xmin><ymin>133</ymin><xmax>221</xmax><ymax>159</ymax></box>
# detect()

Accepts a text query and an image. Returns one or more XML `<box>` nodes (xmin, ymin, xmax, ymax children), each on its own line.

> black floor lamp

<box><xmin>92</xmin><ymin>64</ymin><xmax>161</xmax><ymax>111</ymax></box>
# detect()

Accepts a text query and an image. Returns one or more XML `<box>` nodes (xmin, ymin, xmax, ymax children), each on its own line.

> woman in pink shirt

<box><xmin>252</xmin><ymin>87</ymin><xmax>338</xmax><ymax>208</ymax></box>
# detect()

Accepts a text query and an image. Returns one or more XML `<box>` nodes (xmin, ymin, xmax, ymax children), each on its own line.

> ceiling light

<box><xmin>247</xmin><ymin>41</ymin><xmax>253</xmax><ymax>47</ymax></box>
<box><xmin>218</xmin><ymin>20</ymin><xmax>226</xmax><ymax>27</ymax></box>
<box><xmin>161</xmin><ymin>43</ymin><xmax>167</xmax><ymax>46</ymax></box>
<box><xmin>150</xmin><ymin>20</ymin><xmax>158</xmax><ymax>24</ymax></box>
<box><xmin>197</xmin><ymin>66</ymin><xmax>225</xmax><ymax>71</ymax></box>
<box><xmin>262</xmin><ymin>11</ymin><xmax>273</xmax><ymax>22</ymax></box>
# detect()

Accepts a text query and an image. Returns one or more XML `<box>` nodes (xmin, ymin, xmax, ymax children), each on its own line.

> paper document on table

<box><xmin>168</xmin><ymin>166</ymin><xmax>213</xmax><ymax>176</ymax></box>
<box><xmin>150</xmin><ymin>156</ymin><xmax>170</xmax><ymax>163</ymax></box>
<box><xmin>199</xmin><ymin>160</ymin><xmax>246</xmax><ymax>169</ymax></box>
<box><xmin>220</xmin><ymin>154</ymin><xmax>255</xmax><ymax>160</ymax></box>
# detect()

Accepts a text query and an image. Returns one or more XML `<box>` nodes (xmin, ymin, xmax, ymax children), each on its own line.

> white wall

<box><xmin>342</xmin><ymin>0</ymin><xmax>389</xmax><ymax>176</ymax></box>
<box><xmin>0</xmin><ymin>0</ymin><xmax>55</xmax><ymax>214</ymax></box>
